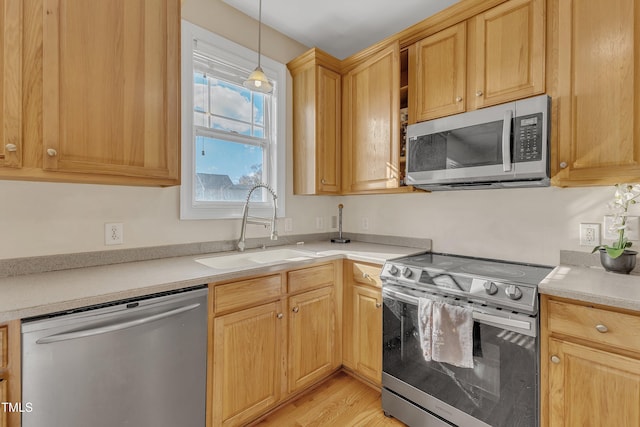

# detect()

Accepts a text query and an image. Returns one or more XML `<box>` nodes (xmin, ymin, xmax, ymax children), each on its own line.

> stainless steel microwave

<box><xmin>406</xmin><ymin>95</ymin><xmax>550</xmax><ymax>191</ymax></box>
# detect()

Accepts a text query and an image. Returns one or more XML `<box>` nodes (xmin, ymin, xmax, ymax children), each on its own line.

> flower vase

<box><xmin>599</xmin><ymin>249</ymin><xmax>638</xmax><ymax>274</ymax></box>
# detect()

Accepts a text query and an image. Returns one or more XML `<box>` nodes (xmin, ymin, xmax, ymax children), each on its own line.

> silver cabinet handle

<box><xmin>595</xmin><ymin>324</ymin><xmax>609</xmax><ymax>333</ymax></box>
<box><xmin>502</xmin><ymin>110</ymin><xmax>513</xmax><ymax>172</ymax></box>
<box><xmin>277</xmin><ymin>313</ymin><xmax>283</xmax><ymax>319</ymax></box>
<box><xmin>321</xmin><ymin>178</ymin><xmax>326</xmax><ymax>184</ymax></box>
<box><xmin>5</xmin><ymin>143</ymin><xmax>17</xmax><ymax>152</ymax></box>
<box><xmin>476</xmin><ymin>90</ymin><xmax>483</xmax><ymax>97</ymax></box>
<box><xmin>46</xmin><ymin>148</ymin><xmax>58</xmax><ymax>157</ymax></box>
<box><xmin>559</xmin><ymin>162</ymin><xmax>568</xmax><ymax>169</ymax></box>
<box><xmin>376</xmin><ymin>302</ymin><xmax>382</xmax><ymax>308</ymax></box>
<box><xmin>36</xmin><ymin>303</ymin><xmax>201</xmax><ymax>344</ymax></box>
<box><xmin>292</xmin><ymin>306</ymin><xmax>299</xmax><ymax>313</ymax></box>
<box><xmin>362</xmin><ymin>273</ymin><xmax>370</xmax><ymax>279</ymax></box>
<box><xmin>550</xmin><ymin>355</ymin><xmax>561</xmax><ymax>364</ymax></box>
<box><xmin>455</xmin><ymin>96</ymin><xmax>463</xmax><ymax>102</ymax></box>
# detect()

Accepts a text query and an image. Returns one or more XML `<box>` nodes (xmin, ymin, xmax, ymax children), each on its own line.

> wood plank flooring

<box><xmin>254</xmin><ymin>372</ymin><xmax>406</xmax><ymax>427</ymax></box>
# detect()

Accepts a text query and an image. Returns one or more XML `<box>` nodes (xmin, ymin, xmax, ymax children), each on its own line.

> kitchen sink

<box><xmin>195</xmin><ymin>248</ymin><xmax>317</xmax><ymax>270</ymax></box>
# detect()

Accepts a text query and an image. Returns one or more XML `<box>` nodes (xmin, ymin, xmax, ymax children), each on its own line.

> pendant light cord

<box><xmin>257</xmin><ymin>0</ymin><xmax>262</xmax><ymax>69</ymax></box>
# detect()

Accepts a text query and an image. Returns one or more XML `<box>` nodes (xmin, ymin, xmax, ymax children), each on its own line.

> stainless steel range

<box><xmin>380</xmin><ymin>252</ymin><xmax>553</xmax><ymax>427</ymax></box>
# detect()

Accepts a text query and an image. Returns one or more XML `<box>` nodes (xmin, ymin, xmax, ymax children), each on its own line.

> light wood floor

<box><xmin>254</xmin><ymin>372</ymin><xmax>406</xmax><ymax>427</ymax></box>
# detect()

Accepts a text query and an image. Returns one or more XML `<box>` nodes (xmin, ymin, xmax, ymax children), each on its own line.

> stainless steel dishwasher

<box><xmin>21</xmin><ymin>286</ymin><xmax>208</xmax><ymax>427</ymax></box>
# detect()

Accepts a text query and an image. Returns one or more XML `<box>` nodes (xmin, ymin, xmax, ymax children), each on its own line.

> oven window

<box><xmin>408</xmin><ymin>120</ymin><xmax>505</xmax><ymax>172</ymax></box>
<box><xmin>383</xmin><ymin>298</ymin><xmax>538</xmax><ymax>427</ymax></box>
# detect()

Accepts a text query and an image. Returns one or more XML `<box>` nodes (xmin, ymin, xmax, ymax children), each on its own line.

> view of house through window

<box><xmin>192</xmin><ymin>61</ymin><xmax>271</xmax><ymax>203</ymax></box>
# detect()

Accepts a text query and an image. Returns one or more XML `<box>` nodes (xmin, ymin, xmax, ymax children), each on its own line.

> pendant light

<box><xmin>243</xmin><ymin>0</ymin><xmax>273</xmax><ymax>93</ymax></box>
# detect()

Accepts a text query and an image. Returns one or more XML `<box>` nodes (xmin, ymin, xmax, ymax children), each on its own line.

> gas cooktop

<box><xmin>381</xmin><ymin>252</ymin><xmax>553</xmax><ymax>314</ymax></box>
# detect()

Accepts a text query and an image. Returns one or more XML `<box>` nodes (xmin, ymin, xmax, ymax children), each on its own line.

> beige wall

<box><xmin>0</xmin><ymin>0</ymin><xmax>628</xmax><ymax>267</ymax></box>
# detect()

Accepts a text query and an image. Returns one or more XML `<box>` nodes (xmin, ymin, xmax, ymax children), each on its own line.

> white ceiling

<box><xmin>222</xmin><ymin>0</ymin><xmax>460</xmax><ymax>60</ymax></box>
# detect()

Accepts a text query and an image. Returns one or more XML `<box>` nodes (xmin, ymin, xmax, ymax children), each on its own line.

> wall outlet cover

<box><xmin>579</xmin><ymin>223</ymin><xmax>600</xmax><ymax>246</ymax></box>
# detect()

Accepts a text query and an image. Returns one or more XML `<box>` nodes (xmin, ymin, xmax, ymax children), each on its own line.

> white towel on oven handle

<box><xmin>431</xmin><ymin>301</ymin><xmax>474</xmax><ymax>368</ymax></box>
<box><xmin>417</xmin><ymin>298</ymin><xmax>433</xmax><ymax>361</ymax></box>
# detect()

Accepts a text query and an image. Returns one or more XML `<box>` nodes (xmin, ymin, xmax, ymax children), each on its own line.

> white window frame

<box><xmin>180</xmin><ymin>20</ymin><xmax>286</xmax><ymax>220</ymax></box>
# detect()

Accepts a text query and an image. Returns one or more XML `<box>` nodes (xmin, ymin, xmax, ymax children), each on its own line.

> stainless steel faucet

<box><xmin>237</xmin><ymin>183</ymin><xmax>278</xmax><ymax>252</ymax></box>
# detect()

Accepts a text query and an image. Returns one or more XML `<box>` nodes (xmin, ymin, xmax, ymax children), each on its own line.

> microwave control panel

<box><xmin>514</xmin><ymin>112</ymin><xmax>543</xmax><ymax>162</ymax></box>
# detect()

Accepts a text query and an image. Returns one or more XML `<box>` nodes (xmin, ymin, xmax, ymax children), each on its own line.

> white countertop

<box><xmin>0</xmin><ymin>242</ymin><xmax>421</xmax><ymax>322</ymax></box>
<box><xmin>539</xmin><ymin>264</ymin><xmax>640</xmax><ymax>311</ymax></box>
<box><xmin>4</xmin><ymin>240</ymin><xmax>640</xmax><ymax>323</ymax></box>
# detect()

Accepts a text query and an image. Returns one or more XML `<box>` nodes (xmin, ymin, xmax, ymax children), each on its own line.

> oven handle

<box><xmin>502</xmin><ymin>109</ymin><xmax>513</xmax><ymax>172</ymax></box>
<box><xmin>382</xmin><ymin>288</ymin><xmax>533</xmax><ymax>333</ymax></box>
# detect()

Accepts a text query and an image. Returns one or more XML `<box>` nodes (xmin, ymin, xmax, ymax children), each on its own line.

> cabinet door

<box><xmin>41</xmin><ymin>0</ymin><xmax>180</xmax><ymax>184</ymax></box>
<box><xmin>315</xmin><ymin>66</ymin><xmax>341</xmax><ymax>194</ymax></box>
<box><xmin>353</xmin><ymin>285</ymin><xmax>382</xmax><ymax>385</ymax></box>
<box><xmin>414</xmin><ymin>22</ymin><xmax>466</xmax><ymax>122</ymax></box>
<box><xmin>470</xmin><ymin>0</ymin><xmax>544</xmax><ymax>109</ymax></box>
<box><xmin>212</xmin><ymin>301</ymin><xmax>284</xmax><ymax>427</ymax></box>
<box><xmin>0</xmin><ymin>379</ymin><xmax>5</xmax><ymax>427</ymax></box>
<box><xmin>548</xmin><ymin>338</ymin><xmax>640</xmax><ymax>427</ymax></box>
<box><xmin>0</xmin><ymin>0</ymin><xmax>21</xmax><ymax>168</ymax></box>
<box><xmin>551</xmin><ymin>0</ymin><xmax>640</xmax><ymax>185</ymax></box>
<box><xmin>342</xmin><ymin>43</ymin><xmax>400</xmax><ymax>193</ymax></box>
<box><xmin>288</xmin><ymin>286</ymin><xmax>336</xmax><ymax>393</ymax></box>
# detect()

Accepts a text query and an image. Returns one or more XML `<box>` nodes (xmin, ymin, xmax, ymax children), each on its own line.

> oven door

<box><xmin>382</xmin><ymin>286</ymin><xmax>538</xmax><ymax>427</ymax></box>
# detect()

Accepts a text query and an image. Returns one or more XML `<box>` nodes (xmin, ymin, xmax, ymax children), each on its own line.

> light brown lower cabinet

<box><xmin>0</xmin><ymin>321</ymin><xmax>21</xmax><ymax>427</ymax></box>
<box><xmin>342</xmin><ymin>260</ymin><xmax>383</xmax><ymax>386</ymax></box>
<box><xmin>541</xmin><ymin>295</ymin><xmax>640</xmax><ymax>427</ymax></box>
<box><xmin>208</xmin><ymin>261</ymin><xmax>339</xmax><ymax>427</ymax></box>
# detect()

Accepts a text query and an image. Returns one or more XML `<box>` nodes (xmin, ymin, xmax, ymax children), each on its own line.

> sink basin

<box><xmin>195</xmin><ymin>248</ymin><xmax>317</xmax><ymax>270</ymax></box>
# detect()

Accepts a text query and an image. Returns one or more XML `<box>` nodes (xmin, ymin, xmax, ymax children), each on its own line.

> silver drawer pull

<box><xmin>550</xmin><ymin>355</ymin><xmax>561</xmax><ymax>364</ymax></box>
<box><xmin>362</xmin><ymin>273</ymin><xmax>370</xmax><ymax>279</ymax></box>
<box><xmin>5</xmin><ymin>143</ymin><xmax>17</xmax><ymax>152</ymax></box>
<box><xmin>277</xmin><ymin>313</ymin><xmax>283</xmax><ymax>319</ymax></box>
<box><xmin>46</xmin><ymin>148</ymin><xmax>58</xmax><ymax>157</ymax></box>
<box><xmin>376</xmin><ymin>302</ymin><xmax>381</xmax><ymax>308</ymax></box>
<box><xmin>595</xmin><ymin>324</ymin><xmax>608</xmax><ymax>333</ymax></box>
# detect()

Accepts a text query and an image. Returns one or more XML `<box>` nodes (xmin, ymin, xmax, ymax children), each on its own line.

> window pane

<box><xmin>211</xmin><ymin>116</ymin><xmax>252</xmax><ymax>135</ymax></box>
<box><xmin>253</xmin><ymin>93</ymin><xmax>264</xmax><ymax>126</ymax></box>
<box><xmin>193</xmin><ymin>74</ymin><xmax>209</xmax><ymax>113</ymax></box>
<box><xmin>210</xmin><ymin>78</ymin><xmax>252</xmax><ymax>124</ymax></box>
<box><xmin>195</xmin><ymin>136</ymin><xmax>264</xmax><ymax>202</ymax></box>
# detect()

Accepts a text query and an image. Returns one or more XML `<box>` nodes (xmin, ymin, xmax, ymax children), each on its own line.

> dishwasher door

<box><xmin>21</xmin><ymin>286</ymin><xmax>208</xmax><ymax>427</ymax></box>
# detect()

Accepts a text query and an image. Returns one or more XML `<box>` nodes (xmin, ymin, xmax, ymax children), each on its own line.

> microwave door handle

<box><xmin>502</xmin><ymin>110</ymin><xmax>513</xmax><ymax>172</ymax></box>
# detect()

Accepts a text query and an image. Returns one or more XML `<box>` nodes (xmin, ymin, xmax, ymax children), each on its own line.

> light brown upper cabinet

<box><xmin>0</xmin><ymin>0</ymin><xmax>21</xmax><ymax>169</ymax></box>
<box><xmin>0</xmin><ymin>0</ymin><xmax>181</xmax><ymax>186</ymax></box>
<box><xmin>41</xmin><ymin>0</ymin><xmax>180</xmax><ymax>184</ymax></box>
<box><xmin>549</xmin><ymin>0</ymin><xmax>640</xmax><ymax>186</ymax></box>
<box><xmin>288</xmin><ymin>49</ymin><xmax>341</xmax><ymax>195</ymax></box>
<box><xmin>342</xmin><ymin>42</ymin><xmax>402</xmax><ymax>193</ymax></box>
<box><xmin>412</xmin><ymin>22</ymin><xmax>467</xmax><ymax>122</ymax></box>
<box><xmin>468</xmin><ymin>0</ymin><xmax>544</xmax><ymax>110</ymax></box>
<box><xmin>411</xmin><ymin>0</ymin><xmax>544</xmax><ymax>122</ymax></box>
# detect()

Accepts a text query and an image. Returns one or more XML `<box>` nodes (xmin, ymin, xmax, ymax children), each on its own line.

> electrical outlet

<box><xmin>361</xmin><ymin>217</ymin><xmax>369</xmax><ymax>230</ymax></box>
<box><xmin>284</xmin><ymin>218</ymin><xmax>293</xmax><ymax>233</ymax></box>
<box><xmin>579</xmin><ymin>223</ymin><xmax>600</xmax><ymax>246</ymax></box>
<box><xmin>315</xmin><ymin>216</ymin><xmax>324</xmax><ymax>230</ymax></box>
<box><xmin>105</xmin><ymin>223</ymin><xmax>124</xmax><ymax>245</ymax></box>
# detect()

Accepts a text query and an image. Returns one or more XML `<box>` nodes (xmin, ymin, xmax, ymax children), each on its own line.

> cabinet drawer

<box><xmin>214</xmin><ymin>274</ymin><xmax>283</xmax><ymax>314</ymax></box>
<box><xmin>288</xmin><ymin>263</ymin><xmax>335</xmax><ymax>294</ymax></box>
<box><xmin>547</xmin><ymin>300</ymin><xmax>640</xmax><ymax>354</ymax></box>
<box><xmin>0</xmin><ymin>325</ymin><xmax>6</xmax><ymax>369</ymax></box>
<box><xmin>351</xmin><ymin>262</ymin><xmax>382</xmax><ymax>288</ymax></box>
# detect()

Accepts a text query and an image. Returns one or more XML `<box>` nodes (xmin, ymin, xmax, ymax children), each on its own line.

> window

<box><xmin>180</xmin><ymin>21</ymin><xmax>286</xmax><ymax>219</ymax></box>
